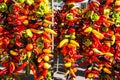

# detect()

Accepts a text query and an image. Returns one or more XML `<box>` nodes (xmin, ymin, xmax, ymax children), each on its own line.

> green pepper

<box><xmin>66</xmin><ymin>13</ymin><xmax>74</xmax><ymax>20</ymax></box>
<box><xmin>102</xmin><ymin>27</ymin><xmax>108</xmax><ymax>32</ymax></box>
<box><xmin>0</xmin><ymin>3</ymin><xmax>7</xmax><ymax>12</ymax></box>
<box><xmin>25</xmin><ymin>0</ymin><xmax>34</xmax><ymax>5</ymax></box>
<box><xmin>84</xmin><ymin>39</ymin><xmax>92</xmax><ymax>47</ymax></box>
<box><xmin>64</xmin><ymin>35</ymin><xmax>70</xmax><ymax>38</ymax></box>
<box><xmin>70</xmin><ymin>34</ymin><xmax>76</xmax><ymax>39</ymax></box>
<box><xmin>78</xmin><ymin>10</ymin><xmax>82</xmax><ymax>14</ymax></box>
<box><xmin>25</xmin><ymin>29</ymin><xmax>33</xmax><ymax>38</ymax></box>
<box><xmin>112</xmin><ymin>12</ymin><xmax>120</xmax><ymax>26</ymax></box>
<box><xmin>60</xmin><ymin>23</ymin><xmax>65</xmax><ymax>27</ymax></box>
<box><xmin>104</xmin><ymin>9</ymin><xmax>110</xmax><ymax>16</ymax></box>
<box><xmin>47</xmin><ymin>71</ymin><xmax>52</xmax><ymax>77</ymax></box>
<box><xmin>36</xmin><ymin>9</ymin><xmax>44</xmax><ymax>17</ymax></box>
<box><xmin>91</xmin><ymin>13</ymin><xmax>100</xmax><ymax>21</ymax></box>
<box><xmin>15</xmin><ymin>0</ymin><xmax>25</xmax><ymax>3</ymax></box>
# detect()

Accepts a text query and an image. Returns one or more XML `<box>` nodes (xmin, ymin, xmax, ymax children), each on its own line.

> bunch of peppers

<box><xmin>76</xmin><ymin>0</ymin><xmax>120</xmax><ymax>80</ymax></box>
<box><xmin>0</xmin><ymin>0</ymin><xmax>57</xmax><ymax>80</ymax></box>
<box><xmin>54</xmin><ymin>1</ymin><xmax>83</xmax><ymax>80</ymax></box>
<box><xmin>55</xmin><ymin>0</ymin><xmax>120</xmax><ymax>80</ymax></box>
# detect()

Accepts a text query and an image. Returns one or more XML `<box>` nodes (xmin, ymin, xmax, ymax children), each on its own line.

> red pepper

<box><xmin>92</xmin><ymin>56</ymin><xmax>99</xmax><ymax>62</ymax></box>
<box><xmin>80</xmin><ymin>60</ymin><xmax>89</xmax><ymax>66</ymax></box>
<box><xmin>2</xmin><ymin>37</ymin><xmax>10</xmax><ymax>45</ymax></box>
<box><xmin>0</xmin><ymin>27</ymin><xmax>3</xmax><ymax>33</ymax></box>
<box><xmin>0</xmin><ymin>68</ymin><xmax>7</xmax><ymax>75</ymax></box>
<box><xmin>101</xmin><ymin>44</ymin><xmax>110</xmax><ymax>52</ymax></box>
<box><xmin>44</xmin><ymin>42</ymin><xmax>51</xmax><ymax>49</ymax></box>
<box><xmin>43</xmin><ymin>32</ymin><xmax>52</xmax><ymax>41</ymax></box>
<box><xmin>30</xmin><ymin>63</ymin><xmax>37</xmax><ymax>79</ymax></box>
<box><xmin>38</xmin><ymin>60</ymin><xmax>44</xmax><ymax>70</ymax></box>
<box><xmin>42</xmin><ymin>69</ymin><xmax>48</xmax><ymax>78</ymax></box>
<box><xmin>14</xmin><ymin>61</ymin><xmax>28</xmax><ymax>72</ymax></box>
<box><xmin>68</xmin><ymin>28</ymin><xmax>75</xmax><ymax>34</ymax></box>
<box><xmin>87</xmin><ymin>50</ymin><xmax>94</xmax><ymax>56</ymax></box>
<box><xmin>72</xmin><ymin>55</ymin><xmax>82</xmax><ymax>59</ymax></box>
<box><xmin>2</xmin><ymin>62</ymin><xmax>9</xmax><ymax>67</ymax></box>
<box><xmin>105</xmin><ymin>0</ymin><xmax>114</xmax><ymax>6</ymax></box>
<box><xmin>61</xmin><ymin>46</ymin><xmax>68</xmax><ymax>56</ymax></box>
<box><xmin>116</xmin><ymin>27</ymin><xmax>120</xmax><ymax>33</ymax></box>
<box><xmin>13</xmin><ymin>25</ymin><xmax>26</xmax><ymax>32</ymax></box>
<box><xmin>89</xmin><ymin>2</ymin><xmax>99</xmax><ymax>12</ymax></box>
<box><xmin>15</xmin><ymin>36</ymin><xmax>23</xmax><ymax>47</ymax></box>
<box><xmin>102</xmin><ymin>30</ymin><xmax>113</xmax><ymax>37</ymax></box>
<box><xmin>96</xmin><ymin>15</ymin><xmax>107</xmax><ymax>23</ymax></box>
<box><xmin>29</xmin><ymin>23</ymin><xmax>39</xmax><ymax>28</ymax></box>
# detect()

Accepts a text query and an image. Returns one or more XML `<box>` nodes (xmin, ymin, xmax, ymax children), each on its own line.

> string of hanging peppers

<box><xmin>0</xmin><ymin>0</ymin><xmax>120</xmax><ymax>80</ymax></box>
<box><xmin>0</xmin><ymin>0</ymin><xmax>57</xmax><ymax>80</ymax></box>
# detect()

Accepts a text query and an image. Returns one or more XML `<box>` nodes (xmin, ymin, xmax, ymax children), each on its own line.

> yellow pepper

<box><xmin>92</xmin><ymin>29</ymin><xmax>104</xmax><ymax>39</ymax></box>
<box><xmin>43</xmin><ymin>49</ymin><xmax>51</xmax><ymax>54</ymax></box>
<box><xmin>58</xmin><ymin>39</ymin><xmax>69</xmax><ymax>48</ymax></box>
<box><xmin>10</xmin><ymin>50</ymin><xmax>18</xmax><ymax>56</ymax></box>
<box><xmin>84</xmin><ymin>27</ymin><xmax>93</xmax><ymax>33</ymax></box>
<box><xmin>44</xmin><ymin>28</ymin><xmax>57</xmax><ymax>36</ymax></box>
<box><xmin>70</xmin><ymin>40</ymin><xmax>80</xmax><ymax>47</ymax></box>
<box><xmin>64</xmin><ymin>62</ymin><xmax>72</xmax><ymax>68</ymax></box>
<box><xmin>103</xmin><ymin>67</ymin><xmax>111</xmax><ymax>74</ymax></box>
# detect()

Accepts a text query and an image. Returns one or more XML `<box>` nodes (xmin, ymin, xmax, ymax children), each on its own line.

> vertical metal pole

<box><xmin>52</xmin><ymin>0</ymin><xmax>54</xmax><ymax>53</ymax></box>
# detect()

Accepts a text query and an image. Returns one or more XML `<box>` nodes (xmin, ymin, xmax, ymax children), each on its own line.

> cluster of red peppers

<box><xmin>0</xmin><ymin>0</ymin><xmax>57</xmax><ymax>80</ymax></box>
<box><xmin>55</xmin><ymin>0</ymin><xmax>120</xmax><ymax>80</ymax></box>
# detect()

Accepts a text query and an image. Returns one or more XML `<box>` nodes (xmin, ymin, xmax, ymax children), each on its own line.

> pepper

<box><xmin>25</xmin><ymin>29</ymin><xmax>33</xmax><ymax>38</ymax></box>
<box><xmin>30</xmin><ymin>63</ymin><xmax>37</xmax><ymax>79</ymax></box>
<box><xmin>58</xmin><ymin>39</ymin><xmax>69</xmax><ymax>48</ymax></box>
<box><xmin>43</xmin><ymin>20</ymin><xmax>53</xmax><ymax>24</ymax></box>
<box><xmin>72</xmin><ymin>55</ymin><xmax>82</xmax><ymax>59</ymax></box>
<box><xmin>70</xmin><ymin>68</ymin><xmax>76</xmax><ymax>78</ymax></box>
<box><xmin>66</xmin><ymin>13</ymin><xmax>74</xmax><ymax>20</ymax></box>
<box><xmin>9</xmin><ymin>62</ymin><xmax>15</xmax><ymax>73</ymax></box>
<box><xmin>42</xmin><ymin>69</ymin><xmax>48</xmax><ymax>78</ymax></box>
<box><xmin>70</xmin><ymin>40</ymin><xmax>80</xmax><ymax>47</ymax></box>
<box><xmin>14</xmin><ymin>0</ymin><xmax>25</xmax><ymax>3</ymax></box>
<box><xmin>44</xmin><ymin>28</ymin><xmax>57</xmax><ymax>36</ymax></box>
<box><xmin>30</xmin><ymin>28</ymin><xmax>44</xmax><ymax>34</ymax></box>
<box><xmin>90</xmin><ymin>12</ymin><xmax>100</xmax><ymax>22</ymax></box>
<box><xmin>43</xmin><ymin>32</ymin><xmax>52</xmax><ymax>41</ymax></box>
<box><xmin>0</xmin><ymin>3</ymin><xmax>7</xmax><ymax>12</ymax></box>
<box><xmin>43</xmin><ymin>49</ymin><xmax>51</xmax><ymax>54</ymax></box>
<box><xmin>65</xmin><ymin>62</ymin><xmax>72</xmax><ymax>68</ymax></box>
<box><xmin>0</xmin><ymin>68</ymin><xmax>7</xmax><ymax>75</ymax></box>
<box><xmin>10</xmin><ymin>50</ymin><xmax>18</xmax><ymax>56</ymax></box>
<box><xmin>43</xmin><ymin>62</ymin><xmax>51</xmax><ymax>69</ymax></box>
<box><xmin>92</xmin><ymin>29</ymin><xmax>104</xmax><ymax>40</ymax></box>
<box><xmin>84</xmin><ymin>27</ymin><xmax>93</xmax><ymax>33</ymax></box>
<box><xmin>38</xmin><ymin>60</ymin><xmax>44</xmax><ymax>70</ymax></box>
<box><xmin>103</xmin><ymin>67</ymin><xmax>111</xmax><ymax>74</ymax></box>
<box><xmin>25</xmin><ymin>0</ymin><xmax>34</xmax><ymax>5</ymax></box>
<box><xmin>14</xmin><ymin>61</ymin><xmax>28</xmax><ymax>72</ymax></box>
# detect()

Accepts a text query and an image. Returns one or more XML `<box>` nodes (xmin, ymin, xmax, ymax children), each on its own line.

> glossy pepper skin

<box><xmin>0</xmin><ymin>0</ymin><xmax>54</xmax><ymax>80</ymax></box>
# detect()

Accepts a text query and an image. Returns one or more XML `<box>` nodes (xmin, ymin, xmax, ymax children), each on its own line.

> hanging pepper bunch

<box><xmin>55</xmin><ymin>1</ymin><xmax>83</xmax><ymax>80</ymax></box>
<box><xmin>76</xmin><ymin>0</ymin><xmax>120</xmax><ymax>80</ymax></box>
<box><xmin>0</xmin><ymin>0</ymin><xmax>56</xmax><ymax>80</ymax></box>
